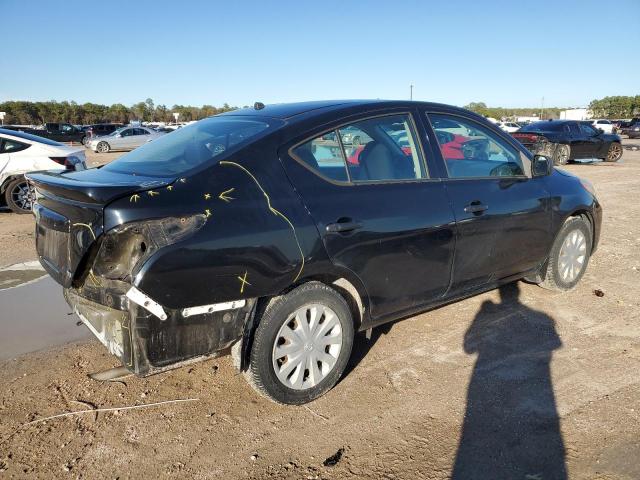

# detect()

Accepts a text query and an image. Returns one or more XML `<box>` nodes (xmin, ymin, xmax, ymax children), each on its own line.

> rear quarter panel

<box><xmin>105</xmin><ymin>142</ymin><xmax>326</xmax><ymax>310</ymax></box>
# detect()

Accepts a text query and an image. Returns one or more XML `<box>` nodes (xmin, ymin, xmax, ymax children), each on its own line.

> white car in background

<box><xmin>0</xmin><ymin>129</ymin><xmax>86</xmax><ymax>213</ymax></box>
<box><xmin>88</xmin><ymin>126</ymin><xmax>164</xmax><ymax>153</ymax></box>
<box><xmin>591</xmin><ymin>119</ymin><xmax>614</xmax><ymax>134</ymax></box>
<box><xmin>499</xmin><ymin>122</ymin><xmax>521</xmax><ymax>133</ymax></box>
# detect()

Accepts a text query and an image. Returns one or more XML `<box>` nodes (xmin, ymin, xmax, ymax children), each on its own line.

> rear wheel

<box><xmin>605</xmin><ymin>142</ymin><xmax>622</xmax><ymax>162</ymax></box>
<box><xmin>246</xmin><ymin>282</ymin><xmax>354</xmax><ymax>404</ymax></box>
<box><xmin>539</xmin><ymin>216</ymin><xmax>592</xmax><ymax>291</ymax></box>
<box><xmin>97</xmin><ymin>141</ymin><xmax>110</xmax><ymax>153</ymax></box>
<box><xmin>553</xmin><ymin>144</ymin><xmax>570</xmax><ymax>165</ymax></box>
<box><xmin>5</xmin><ymin>177</ymin><xmax>34</xmax><ymax>214</ymax></box>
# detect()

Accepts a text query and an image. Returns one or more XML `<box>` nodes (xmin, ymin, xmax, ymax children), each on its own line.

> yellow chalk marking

<box><xmin>218</xmin><ymin>187</ymin><xmax>235</xmax><ymax>203</ymax></box>
<box><xmin>130</xmin><ymin>194</ymin><xmax>140</xmax><ymax>203</ymax></box>
<box><xmin>204</xmin><ymin>193</ymin><xmax>212</xmax><ymax>200</ymax></box>
<box><xmin>72</xmin><ymin>222</ymin><xmax>96</xmax><ymax>241</ymax></box>
<box><xmin>167</xmin><ymin>185</ymin><xmax>174</xmax><ymax>191</ymax></box>
<box><xmin>148</xmin><ymin>190</ymin><xmax>159</xmax><ymax>197</ymax></box>
<box><xmin>220</xmin><ymin>161</ymin><xmax>305</xmax><ymax>282</ymax></box>
<box><xmin>237</xmin><ymin>271</ymin><xmax>251</xmax><ymax>294</ymax></box>
<box><xmin>204</xmin><ymin>209</ymin><xmax>212</xmax><ymax>218</ymax></box>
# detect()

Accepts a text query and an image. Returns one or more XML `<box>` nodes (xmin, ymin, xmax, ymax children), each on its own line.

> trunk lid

<box><xmin>27</xmin><ymin>168</ymin><xmax>169</xmax><ymax>287</ymax></box>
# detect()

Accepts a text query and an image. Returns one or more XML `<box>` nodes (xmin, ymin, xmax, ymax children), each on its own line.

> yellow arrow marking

<box><xmin>204</xmin><ymin>193</ymin><xmax>211</xmax><ymax>200</ymax></box>
<box><xmin>130</xmin><ymin>194</ymin><xmax>140</xmax><ymax>203</ymax></box>
<box><xmin>204</xmin><ymin>209</ymin><xmax>212</xmax><ymax>218</ymax></box>
<box><xmin>148</xmin><ymin>190</ymin><xmax>159</xmax><ymax>197</ymax></box>
<box><xmin>218</xmin><ymin>187</ymin><xmax>235</xmax><ymax>203</ymax></box>
<box><xmin>166</xmin><ymin>185</ymin><xmax>174</xmax><ymax>191</ymax></box>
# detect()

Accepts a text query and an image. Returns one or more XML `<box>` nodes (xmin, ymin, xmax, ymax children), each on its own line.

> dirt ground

<box><xmin>1</xmin><ymin>142</ymin><xmax>640</xmax><ymax>479</ymax></box>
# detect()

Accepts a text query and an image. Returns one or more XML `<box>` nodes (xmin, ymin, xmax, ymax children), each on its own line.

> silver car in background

<box><xmin>88</xmin><ymin>126</ymin><xmax>164</xmax><ymax>153</ymax></box>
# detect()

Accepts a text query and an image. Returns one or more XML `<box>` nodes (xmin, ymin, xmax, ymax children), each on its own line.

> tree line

<box><xmin>0</xmin><ymin>98</ymin><xmax>237</xmax><ymax>125</ymax></box>
<box><xmin>588</xmin><ymin>96</ymin><xmax>640</xmax><ymax>119</ymax></box>
<box><xmin>465</xmin><ymin>96</ymin><xmax>640</xmax><ymax>121</ymax></box>
<box><xmin>2</xmin><ymin>95</ymin><xmax>638</xmax><ymax>126</ymax></box>
<box><xmin>463</xmin><ymin>102</ymin><xmax>563</xmax><ymax>120</ymax></box>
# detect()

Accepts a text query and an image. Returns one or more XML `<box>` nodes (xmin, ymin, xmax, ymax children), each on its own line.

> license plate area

<box><xmin>34</xmin><ymin>204</ymin><xmax>71</xmax><ymax>285</ymax></box>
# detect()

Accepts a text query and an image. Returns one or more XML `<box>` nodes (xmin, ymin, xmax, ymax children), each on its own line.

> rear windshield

<box><xmin>519</xmin><ymin>122</ymin><xmax>562</xmax><ymax>132</ymax></box>
<box><xmin>103</xmin><ymin>117</ymin><xmax>272</xmax><ymax>176</ymax></box>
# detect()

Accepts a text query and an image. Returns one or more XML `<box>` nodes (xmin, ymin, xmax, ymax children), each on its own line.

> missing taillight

<box><xmin>49</xmin><ymin>156</ymin><xmax>73</xmax><ymax>169</ymax></box>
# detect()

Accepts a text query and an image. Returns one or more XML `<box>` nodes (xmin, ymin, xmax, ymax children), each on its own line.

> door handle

<box><xmin>464</xmin><ymin>202</ymin><xmax>489</xmax><ymax>214</ymax></box>
<box><xmin>326</xmin><ymin>219</ymin><xmax>363</xmax><ymax>233</ymax></box>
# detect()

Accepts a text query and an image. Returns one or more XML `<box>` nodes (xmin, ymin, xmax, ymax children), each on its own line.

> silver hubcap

<box><xmin>98</xmin><ymin>143</ymin><xmax>107</xmax><ymax>152</ymax></box>
<box><xmin>558</xmin><ymin>229</ymin><xmax>587</xmax><ymax>283</ymax></box>
<box><xmin>11</xmin><ymin>182</ymin><xmax>34</xmax><ymax>211</ymax></box>
<box><xmin>272</xmin><ymin>303</ymin><xmax>343</xmax><ymax>390</ymax></box>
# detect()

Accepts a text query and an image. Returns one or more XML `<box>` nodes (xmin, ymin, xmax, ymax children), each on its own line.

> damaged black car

<box><xmin>28</xmin><ymin>100</ymin><xmax>602</xmax><ymax>404</ymax></box>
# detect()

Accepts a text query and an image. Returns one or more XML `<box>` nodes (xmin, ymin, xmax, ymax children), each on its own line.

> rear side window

<box><xmin>0</xmin><ymin>138</ymin><xmax>30</xmax><ymax>153</ymax></box>
<box><xmin>104</xmin><ymin>117</ymin><xmax>272</xmax><ymax>176</ymax></box>
<box><xmin>429</xmin><ymin>113</ymin><xmax>525</xmax><ymax>178</ymax></box>
<box><xmin>292</xmin><ymin>114</ymin><xmax>426</xmax><ymax>183</ymax></box>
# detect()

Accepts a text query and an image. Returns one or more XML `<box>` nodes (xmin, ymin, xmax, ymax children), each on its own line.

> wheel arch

<box><xmin>234</xmin><ymin>273</ymin><xmax>369</xmax><ymax>372</ymax></box>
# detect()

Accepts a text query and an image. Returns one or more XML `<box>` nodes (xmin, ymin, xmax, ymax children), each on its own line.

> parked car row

<box><xmin>512</xmin><ymin>120</ymin><xmax>623</xmax><ymax>165</ymax></box>
<box><xmin>86</xmin><ymin>126</ymin><xmax>164</xmax><ymax>153</ymax></box>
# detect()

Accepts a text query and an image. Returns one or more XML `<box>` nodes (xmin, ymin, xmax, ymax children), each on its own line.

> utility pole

<box><xmin>410</xmin><ymin>84</ymin><xmax>413</xmax><ymax>101</ymax></box>
<box><xmin>540</xmin><ymin>96</ymin><xmax>545</xmax><ymax>119</ymax></box>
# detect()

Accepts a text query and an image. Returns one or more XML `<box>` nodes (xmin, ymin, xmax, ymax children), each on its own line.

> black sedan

<box><xmin>27</xmin><ymin>100</ymin><xmax>602</xmax><ymax>404</ymax></box>
<box><xmin>512</xmin><ymin>120</ymin><xmax>623</xmax><ymax>165</ymax></box>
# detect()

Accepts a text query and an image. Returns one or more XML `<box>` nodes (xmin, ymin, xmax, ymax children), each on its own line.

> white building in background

<box><xmin>559</xmin><ymin>108</ymin><xmax>591</xmax><ymax>121</ymax></box>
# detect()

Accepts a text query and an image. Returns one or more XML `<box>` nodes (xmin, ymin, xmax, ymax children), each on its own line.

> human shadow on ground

<box><xmin>452</xmin><ymin>282</ymin><xmax>567</xmax><ymax>480</ymax></box>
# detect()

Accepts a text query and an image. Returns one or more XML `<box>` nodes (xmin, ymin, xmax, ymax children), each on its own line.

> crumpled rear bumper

<box><xmin>64</xmin><ymin>285</ymin><xmax>255</xmax><ymax>376</ymax></box>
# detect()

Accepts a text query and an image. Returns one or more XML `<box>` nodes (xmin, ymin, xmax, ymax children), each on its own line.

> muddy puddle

<box><xmin>0</xmin><ymin>262</ymin><xmax>92</xmax><ymax>361</ymax></box>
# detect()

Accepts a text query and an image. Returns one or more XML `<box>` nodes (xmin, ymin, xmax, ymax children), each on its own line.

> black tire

<box><xmin>553</xmin><ymin>144</ymin><xmax>570</xmax><ymax>165</ymax></box>
<box><xmin>97</xmin><ymin>141</ymin><xmax>110</xmax><ymax>153</ymax></box>
<box><xmin>5</xmin><ymin>177</ymin><xmax>34</xmax><ymax>214</ymax></box>
<box><xmin>605</xmin><ymin>142</ymin><xmax>622</xmax><ymax>162</ymax></box>
<box><xmin>539</xmin><ymin>216</ymin><xmax>592</xmax><ymax>291</ymax></box>
<box><xmin>81</xmin><ymin>135</ymin><xmax>88</xmax><ymax>146</ymax></box>
<box><xmin>246</xmin><ymin>282</ymin><xmax>354</xmax><ymax>404</ymax></box>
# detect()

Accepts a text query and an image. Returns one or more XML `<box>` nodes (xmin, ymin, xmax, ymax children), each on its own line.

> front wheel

<box><xmin>553</xmin><ymin>144</ymin><xmax>570</xmax><ymax>165</ymax></box>
<box><xmin>246</xmin><ymin>282</ymin><xmax>354</xmax><ymax>404</ymax></box>
<box><xmin>605</xmin><ymin>142</ymin><xmax>622</xmax><ymax>162</ymax></box>
<box><xmin>5</xmin><ymin>177</ymin><xmax>34</xmax><ymax>214</ymax></box>
<box><xmin>96</xmin><ymin>141</ymin><xmax>110</xmax><ymax>153</ymax></box>
<box><xmin>539</xmin><ymin>216</ymin><xmax>592</xmax><ymax>291</ymax></box>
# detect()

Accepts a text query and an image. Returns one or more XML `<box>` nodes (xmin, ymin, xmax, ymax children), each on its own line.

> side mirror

<box><xmin>532</xmin><ymin>155</ymin><xmax>552</xmax><ymax>176</ymax></box>
<box><xmin>115</xmin><ymin>133</ymin><xmax>121</xmax><ymax>138</ymax></box>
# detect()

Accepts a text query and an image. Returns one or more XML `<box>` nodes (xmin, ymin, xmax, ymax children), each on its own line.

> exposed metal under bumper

<box><xmin>64</xmin><ymin>287</ymin><xmax>257</xmax><ymax>377</ymax></box>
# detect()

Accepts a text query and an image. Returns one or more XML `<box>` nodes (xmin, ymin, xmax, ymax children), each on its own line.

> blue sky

<box><xmin>2</xmin><ymin>0</ymin><xmax>638</xmax><ymax>108</ymax></box>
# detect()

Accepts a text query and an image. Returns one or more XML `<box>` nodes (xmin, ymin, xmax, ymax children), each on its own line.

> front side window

<box><xmin>292</xmin><ymin>114</ymin><xmax>426</xmax><ymax>183</ymax></box>
<box><xmin>579</xmin><ymin>123</ymin><xmax>598</xmax><ymax>136</ymax></box>
<box><xmin>429</xmin><ymin>113</ymin><xmax>526</xmax><ymax>178</ymax></box>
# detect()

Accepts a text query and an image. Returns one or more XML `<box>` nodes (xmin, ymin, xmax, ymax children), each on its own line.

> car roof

<box><xmin>217</xmin><ymin>99</ymin><xmax>477</xmax><ymax>120</ymax></box>
<box><xmin>0</xmin><ymin>128</ymin><xmax>64</xmax><ymax>146</ymax></box>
